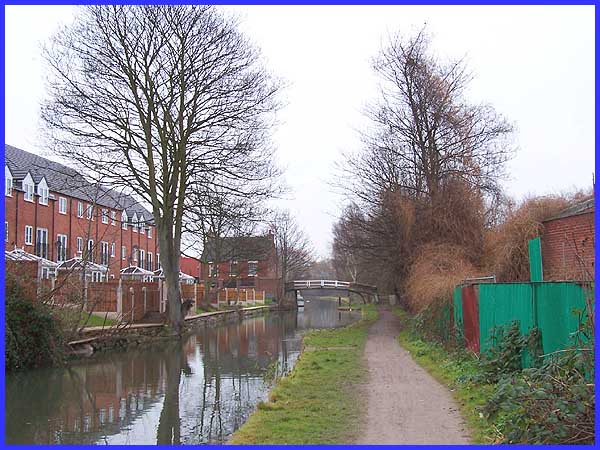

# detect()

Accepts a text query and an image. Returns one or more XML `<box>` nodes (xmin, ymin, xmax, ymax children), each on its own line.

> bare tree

<box><xmin>41</xmin><ymin>6</ymin><xmax>281</xmax><ymax>334</ymax></box>
<box><xmin>269</xmin><ymin>211</ymin><xmax>314</xmax><ymax>303</ymax></box>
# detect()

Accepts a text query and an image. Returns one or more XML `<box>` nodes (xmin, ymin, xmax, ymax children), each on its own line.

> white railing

<box><xmin>292</xmin><ymin>280</ymin><xmax>351</xmax><ymax>289</ymax></box>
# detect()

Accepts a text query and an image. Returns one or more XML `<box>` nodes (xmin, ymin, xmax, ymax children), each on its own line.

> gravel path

<box><xmin>357</xmin><ymin>308</ymin><xmax>471</xmax><ymax>444</ymax></box>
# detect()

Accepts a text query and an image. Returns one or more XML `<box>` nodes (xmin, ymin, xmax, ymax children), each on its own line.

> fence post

<box><xmin>117</xmin><ymin>279</ymin><xmax>123</xmax><ymax>315</ymax></box>
<box><xmin>194</xmin><ymin>283</ymin><xmax>198</xmax><ymax>311</ymax></box>
<box><xmin>130</xmin><ymin>287</ymin><xmax>135</xmax><ymax>322</ymax></box>
<box><xmin>142</xmin><ymin>286</ymin><xmax>147</xmax><ymax>317</ymax></box>
<box><xmin>225</xmin><ymin>288</ymin><xmax>228</xmax><ymax>305</ymax></box>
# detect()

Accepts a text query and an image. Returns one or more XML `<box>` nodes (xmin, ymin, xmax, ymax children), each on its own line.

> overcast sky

<box><xmin>4</xmin><ymin>5</ymin><xmax>595</xmax><ymax>258</ymax></box>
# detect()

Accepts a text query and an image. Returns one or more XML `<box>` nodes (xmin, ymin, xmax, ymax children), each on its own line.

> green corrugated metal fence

<box><xmin>452</xmin><ymin>281</ymin><xmax>593</xmax><ymax>367</ymax></box>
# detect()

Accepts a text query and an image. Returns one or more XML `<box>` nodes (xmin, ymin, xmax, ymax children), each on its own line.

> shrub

<box><xmin>5</xmin><ymin>274</ymin><xmax>64</xmax><ymax>372</ymax></box>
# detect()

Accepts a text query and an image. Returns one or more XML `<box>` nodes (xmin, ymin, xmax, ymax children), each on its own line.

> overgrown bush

<box><xmin>5</xmin><ymin>275</ymin><xmax>64</xmax><ymax>372</ymax></box>
<box><xmin>484</xmin><ymin>349</ymin><xmax>594</xmax><ymax>444</ymax></box>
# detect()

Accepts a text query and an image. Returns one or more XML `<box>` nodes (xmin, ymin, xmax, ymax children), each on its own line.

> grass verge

<box><xmin>393</xmin><ymin>307</ymin><xmax>496</xmax><ymax>444</ymax></box>
<box><xmin>229</xmin><ymin>304</ymin><xmax>378</xmax><ymax>444</ymax></box>
<box><xmin>80</xmin><ymin>313</ymin><xmax>118</xmax><ymax>327</ymax></box>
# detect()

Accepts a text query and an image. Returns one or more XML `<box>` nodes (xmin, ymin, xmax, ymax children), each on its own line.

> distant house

<box><xmin>199</xmin><ymin>233</ymin><xmax>280</xmax><ymax>298</ymax></box>
<box><xmin>180</xmin><ymin>256</ymin><xmax>201</xmax><ymax>280</ymax></box>
<box><xmin>541</xmin><ymin>197</ymin><xmax>594</xmax><ymax>281</ymax></box>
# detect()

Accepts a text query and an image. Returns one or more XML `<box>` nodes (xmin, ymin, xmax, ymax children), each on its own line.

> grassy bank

<box><xmin>395</xmin><ymin>307</ymin><xmax>495</xmax><ymax>443</ymax></box>
<box><xmin>230</xmin><ymin>304</ymin><xmax>378</xmax><ymax>444</ymax></box>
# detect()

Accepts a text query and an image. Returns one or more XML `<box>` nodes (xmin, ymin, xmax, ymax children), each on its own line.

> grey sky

<box><xmin>5</xmin><ymin>5</ymin><xmax>595</xmax><ymax>258</ymax></box>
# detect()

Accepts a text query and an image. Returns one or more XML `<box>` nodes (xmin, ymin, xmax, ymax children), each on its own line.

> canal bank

<box><xmin>230</xmin><ymin>303</ymin><xmax>378</xmax><ymax>444</ymax></box>
<box><xmin>6</xmin><ymin>297</ymin><xmax>361</xmax><ymax>444</ymax></box>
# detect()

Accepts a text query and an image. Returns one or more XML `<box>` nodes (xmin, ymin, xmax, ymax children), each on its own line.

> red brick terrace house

<box><xmin>180</xmin><ymin>256</ymin><xmax>201</xmax><ymax>280</ymax></box>
<box><xmin>199</xmin><ymin>233</ymin><xmax>280</xmax><ymax>298</ymax></box>
<box><xmin>4</xmin><ymin>144</ymin><xmax>160</xmax><ymax>280</ymax></box>
<box><xmin>541</xmin><ymin>197</ymin><xmax>594</xmax><ymax>281</ymax></box>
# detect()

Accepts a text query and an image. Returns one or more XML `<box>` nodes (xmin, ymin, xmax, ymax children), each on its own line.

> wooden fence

<box><xmin>216</xmin><ymin>288</ymin><xmax>265</xmax><ymax>306</ymax></box>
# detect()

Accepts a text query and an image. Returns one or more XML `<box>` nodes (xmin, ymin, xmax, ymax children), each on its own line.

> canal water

<box><xmin>5</xmin><ymin>297</ymin><xmax>361</xmax><ymax>444</ymax></box>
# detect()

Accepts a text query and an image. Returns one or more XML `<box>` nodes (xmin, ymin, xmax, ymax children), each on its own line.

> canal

<box><xmin>5</xmin><ymin>297</ymin><xmax>360</xmax><ymax>444</ymax></box>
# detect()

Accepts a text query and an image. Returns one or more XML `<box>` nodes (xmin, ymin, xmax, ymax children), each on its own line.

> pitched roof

<box><xmin>543</xmin><ymin>197</ymin><xmax>595</xmax><ymax>222</ymax></box>
<box><xmin>5</xmin><ymin>144</ymin><xmax>153</xmax><ymax>221</ymax></box>
<box><xmin>200</xmin><ymin>234</ymin><xmax>274</xmax><ymax>263</ymax></box>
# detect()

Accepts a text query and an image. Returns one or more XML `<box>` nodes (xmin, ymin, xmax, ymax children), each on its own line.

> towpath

<box><xmin>357</xmin><ymin>307</ymin><xmax>471</xmax><ymax>444</ymax></box>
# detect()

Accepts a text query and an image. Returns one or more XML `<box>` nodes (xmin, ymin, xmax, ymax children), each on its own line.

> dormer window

<box><xmin>139</xmin><ymin>215</ymin><xmax>145</xmax><ymax>234</ymax></box>
<box><xmin>101</xmin><ymin>209</ymin><xmax>109</xmax><ymax>224</ymax></box>
<box><xmin>23</xmin><ymin>173</ymin><xmax>34</xmax><ymax>202</ymax></box>
<box><xmin>5</xmin><ymin>166</ymin><xmax>13</xmax><ymax>197</ymax></box>
<box><xmin>121</xmin><ymin>211</ymin><xmax>128</xmax><ymax>230</ymax></box>
<box><xmin>37</xmin><ymin>178</ymin><xmax>49</xmax><ymax>205</ymax></box>
<box><xmin>132</xmin><ymin>213</ymin><xmax>138</xmax><ymax>233</ymax></box>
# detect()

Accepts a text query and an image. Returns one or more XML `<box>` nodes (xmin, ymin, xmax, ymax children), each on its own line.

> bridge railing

<box><xmin>292</xmin><ymin>280</ymin><xmax>351</xmax><ymax>289</ymax></box>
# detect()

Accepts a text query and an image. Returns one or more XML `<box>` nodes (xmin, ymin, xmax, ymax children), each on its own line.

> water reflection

<box><xmin>5</xmin><ymin>298</ymin><xmax>360</xmax><ymax>444</ymax></box>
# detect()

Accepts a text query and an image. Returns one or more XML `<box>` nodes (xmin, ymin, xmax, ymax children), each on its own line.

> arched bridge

<box><xmin>284</xmin><ymin>280</ymin><xmax>378</xmax><ymax>304</ymax></box>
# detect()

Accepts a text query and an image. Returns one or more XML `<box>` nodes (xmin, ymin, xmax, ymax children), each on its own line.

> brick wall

<box><xmin>542</xmin><ymin>211</ymin><xmax>594</xmax><ymax>281</ymax></box>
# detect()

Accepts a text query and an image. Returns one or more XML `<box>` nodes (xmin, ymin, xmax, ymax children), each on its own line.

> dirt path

<box><xmin>357</xmin><ymin>308</ymin><xmax>471</xmax><ymax>444</ymax></box>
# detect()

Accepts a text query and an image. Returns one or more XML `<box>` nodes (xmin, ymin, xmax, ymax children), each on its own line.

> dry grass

<box><xmin>405</xmin><ymin>243</ymin><xmax>482</xmax><ymax>311</ymax></box>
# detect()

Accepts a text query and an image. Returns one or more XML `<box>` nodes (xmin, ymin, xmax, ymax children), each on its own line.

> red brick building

<box><xmin>541</xmin><ymin>197</ymin><xmax>594</xmax><ymax>281</ymax></box>
<box><xmin>4</xmin><ymin>144</ymin><xmax>160</xmax><ymax>279</ymax></box>
<box><xmin>180</xmin><ymin>256</ymin><xmax>201</xmax><ymax>280</ymax></box>
<box><xmin>199</xmin><ymin>233</ymin><xmax>280</xmax><ymax>297</ymax></box>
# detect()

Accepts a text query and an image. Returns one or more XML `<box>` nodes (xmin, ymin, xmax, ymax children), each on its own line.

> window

<box><xmin>77</xmin><ymin>201</ymin><xmax>84</xmax><ymax>218</ymax></box>
<box><xmin>41</xmin><ymin>267</ymin><xmax>52</xmax><ymax>280</ymax></box>
<box><xmin>36</xmin><ymin>228</ymin><xmax>49</xmax><ymax>259</ymax></box>
<box><xmin>101</xmin><ymin>209</ymin><xmax>109</xmax><ymax>224</ymax></box>
<box><xmin>148</xmin><ymin>252</ymin><xmax>153</xmax><ymax>271</ymax></box>
<box><xmin>110</xmin><ymin>242</ymin><xmax>116</xmax><ymax>257</ymax></box>
<box><xmin>25</xmin><ymin>225</ymin><xmax>33</xmax><ymax>245</ymax></box>
<box><xmin>56</xmin><ymin>234</ymin><xmax>68</xmax><ymax>262</ymax></box>
<box><xmin>37</xmin><ymin>179</ymin><xmax>49</xmax><ymax>205</ymax></box>
<box><xmin>5</xmin><ymin>166</ymin><xmax>13</xmax><ymax>197</ymax></box>
<box><xmin>230</xmin><ymin>260</ymin><xmax>239</xmax><ymax>276</ymax></box>
<box><xmin>86</xmin><ymin>204</ymin><xmax>93</xmax><ymax>220</ymax></box>
<box><xmin>111</xmin><ymin>211</ymin><xmax>116</xmax><ymax>225</ymax></box>
<box><xmin>139</xmin><ymin>215</ymin><xmax>145</xmax><ymax>235</ymax></box>
<box><xmin>58</xmin><ymin>197</ymin><xmax>67</xmax><ymax>214</ymax></box>
<box><xmin>121</xmin><ymin>245</ymin><xmax>126</xmax><ymax>260</ymax></box>
<box><xmin>147</xmin><ymin>226</ymin><xmax>152</xmax><ymax>238</ymax></box>
<box><xmin>132</xmin><ymin>213</ymin><xmax>138</xmax><ymax>233</ymax></box>
<box><xmin>23</xmin><ymin>174</ymin><xmax>34</xmax><ymax>202</ymax></box>
<box><xmin>140</xmin><ymin>249</ymin><xmax>145</xmax><ymax>269</ymax></box>
<box><xmin>100</xmin><ymin>241</ymin><xmax>109</xmax><ymax>266</ymax></box>
<box><xmin>5</xmin><ymin>222</ymin><xmax>8</xmax><ymax>242</ymax></box>
<box><xmin>209</xmin><ymin>262</ymin><xmax>218</xmax><ymax>278</ymax></box>
<box><xmin>77</xmin><ymin>237</ymin><xmax>83</xmax><ymax>254</ymax></box>
<box><xmin>121</xmin><ymin>211</ymin><xmax>128</xmax><ymax>230</ymax></box>
<box><xmin>132</xmin><ymin>247</ymin><xmax>138</xmax><ymax>262</ymax></box>
<box><xmin>157</xmin><ymin>253</ymin><xmax>161</xmax><ymax>269</ymax></box>
<box><xmin>87</xmin><ymin>239</ymin><xmax>94</xmax><ymax>262</ymax></box>
<box><xmin>248</xmin><ymin>261</ymin><xmax>258</xmax><ymax>276</ymax></box>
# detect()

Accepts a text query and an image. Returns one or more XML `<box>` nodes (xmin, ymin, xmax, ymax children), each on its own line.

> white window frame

<box><xmin>248</xmin><ymin>260</ymin><xmax>258</xmax><ymax>277</ymax></box>
<box><xmin>56</xmin><ymin>233</ymin><xmax>68</xmax><ymax>262</ymax></box>
<box><xmin>100</xmin><ymin>241</ymin><xmax>109</xmax><ymax>266</ymax></box>
<box><xmin>5</xmin><ymin>166</ymin><xmax>13</xmax><ymax>197</ymax></box>
<box><xmin>133</xmin><ymin>247</ymin><xmax>138</xmax><ymax>262</ymax></box>
<box><xmin>110</xmin><ymin>242</ymin><xmax>116</xmax><ymax>258</ymax></box>
<box><xmin>86</xmin><ymin>204</ymin><xmax>93</xmax><ymax>220</ymax></box>
<box><xmin>101</xmin><ymin>209</ymin><xmax>109</xmax><ymax>224</ymax></box>
<box><xmin>25</xmin><ymin>225</ymin><xmax>33</xmax><ymax>245</ymax></box>
<box><xmin>209</xmin><ymin>262</ymin><xmax>218</xmax><ymax>278</ymax></box>
<box><xmin>36</xmin><ymin>228</ymin><xmax>49</xmax><ymax>259</ymax></box>
<box><xmin>111</xmin><ymin>211</ymin><xmax>116</xmax><ymax>226</ymax></box>
<box><xmin>132</xmin><ymin>213</ymin><xmax>138</xmax><ymax>233</ymax></box>
<box><xmin>140</xmin><ymin>249</ymin><xmax>145</xmax><ymax>269</ymax></box>
<box><xmin>58</xmin><ymin>197</ymin><xmax>67</xmax><ymax>214</ymax></box>
<box><xmin>139</xmin><ymin>215</ymin><xmax>145</xmax><ymax>235</ymax></box>
<box><xmin>157</xmin><ymin>252</ymin><xmax>161</xmax><ymax>269</ymax></box>
<box><xmin>77</xmin><ymin>237</ymin><xmax>83</xmax><ymax>255</ymax></box>
<box><xmin>37</xmin><ymin>178</ymin><xmax>49</xmax><ymax>205</ymax></box>
<box><xmin>147</xmin><ymin>226</ymin><xmax>152</xmax><ymax>238</ymax></box>
<box><xmin>121</xmin><ymin>211</ymin><xmax>128</xmax><ymax>230</ymax></box>
<box><xmin>148</xmin><ymin>252</ymin><xmax>153</xmax><ymax>271</ymax></box>
<box><xmin>87</xmin><ymin>239</ymin><xmax>94</xmax><ymax>262</ymax></box>
<box><xmin>121</xmin><ymin>245</ymin><xmax>126</xmax><ymax>260</ymax></box>
<box><xmin>23</xmin><ymin>173</ymin><xmax>34</xmax><ymax>202</ymax></box>
<box><xmin>77</xmin><ymin>201</ymin><xmax>84</xmax><ymax>218</ymax></box>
